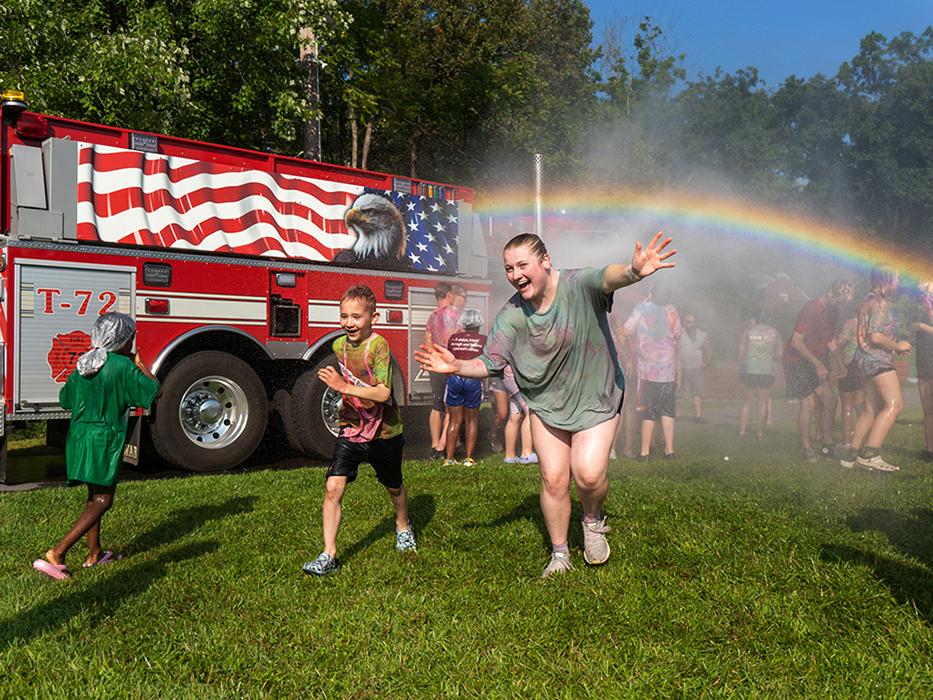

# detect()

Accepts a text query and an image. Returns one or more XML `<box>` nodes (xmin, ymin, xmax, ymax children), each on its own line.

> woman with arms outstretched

<box><xmin>416</xmin><ymin>231</ymin><xmax>675</xmax><ymax>577</ymax></box>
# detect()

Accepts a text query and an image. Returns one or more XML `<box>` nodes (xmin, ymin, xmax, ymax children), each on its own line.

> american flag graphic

<box><xmin>367</xmin><ymin>188</ymin><xmax>459</xmax><ymax>273</ymax></box>
<box><xmin>76</xmin><ymin>143</ymin><xmax>352</xmax><ymax>261</ymax></box>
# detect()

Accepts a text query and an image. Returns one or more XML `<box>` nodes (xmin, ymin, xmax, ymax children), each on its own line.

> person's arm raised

<box><xmin>414</xmin><ymin>342</ymin><xmax>489</xmax><ymax>378</ymax></box>
<box><xmin>602</xmin><ymin>231</ymin><xmax>677</xmax><ymax>294</ymax></box>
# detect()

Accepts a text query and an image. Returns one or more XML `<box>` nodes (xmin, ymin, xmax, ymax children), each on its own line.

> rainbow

<box><xmin>477</xmin><ymin>188</ymin><xmax>933</xmax><ymax>283</ymax></box>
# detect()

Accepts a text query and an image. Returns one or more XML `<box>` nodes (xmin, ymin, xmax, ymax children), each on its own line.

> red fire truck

<box><xmin>0</xmin><ymin>91</ymin><xmax>491</xmax><ymax>479</ymax></box>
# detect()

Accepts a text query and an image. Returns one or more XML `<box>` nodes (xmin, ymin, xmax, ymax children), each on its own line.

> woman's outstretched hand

<box><xmin>632</xmin><ymin>231</ymin><xmax>676</xmax><ymax>278</ymax></box>
<box><xmin>415</xmin><ymin>342</ymin><xmax>458</xmax><ymax>374</ymax></box>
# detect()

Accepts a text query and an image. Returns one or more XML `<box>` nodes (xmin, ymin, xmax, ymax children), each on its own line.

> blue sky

<box><xmin>585</xmin><ymin>0</ymin><xmax>933</xmax><ymax>87</ymax></box>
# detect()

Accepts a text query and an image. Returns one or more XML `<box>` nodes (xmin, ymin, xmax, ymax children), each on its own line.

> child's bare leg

<box><xmin>756</xmin><ymin>388</ymin><xmax>769</xmax><ymax>438</ymax></box>
<box><xmin>322</xmin><ymin>476</ymin><xmax>347</xmax><ymax>557</ymax></box>
<box><xmin>520</xmin><ymin>411</ymin><xmax>533</xmax><ymax>456</ymax></box>
<box><xmin>464</xmin><ymin>407</ymin><xmax>479</xmax><ymax>459</ymax></box>
<box><xmin>504</xmin><ymin>411</ymin><xmax>521</xmax><ymax>459</ymax></box>
<box><xmin>661</xmin><ymin>415</ymin><xmax>675</xmax><ymax>454</ymax></box>
<box><xmin>47</xmin><ymin>484</ymin><xmax>114</xmax><ymax>565</ymax></box>
<box><xmin>445</xmin><ymin>405</ymin><xmax>464</xmax><ymax>460</ymax></box>
<box><xmin>640</xmin><ymin>419</ymin><xmax>655</xmax><ymax>457</ymax></box>
<box><xmin>386</xmin><ymin>483</ymin><xmax>410</xmax><ymax>531</ymax></box>
<box><xmin>739</xmin><ymin>388</ymin><xmax>753</xmax><ymax>436</ymax></box>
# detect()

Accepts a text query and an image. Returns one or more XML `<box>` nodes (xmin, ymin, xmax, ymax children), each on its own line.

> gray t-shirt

<box><xmin>479</xmin><ymin>267</ymin><xmax>625</xmax><ymax>431</ymax></box>
<box><xmin>678</xmin><ymin>329</ymin><xmax>707</xmax><ymax>370</ymax></box>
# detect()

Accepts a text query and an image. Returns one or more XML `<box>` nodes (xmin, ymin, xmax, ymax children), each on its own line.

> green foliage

<box><xmin>0</xmin><ymin>0</ymin><xmax>350</xmax><ymax>152</ymax></box>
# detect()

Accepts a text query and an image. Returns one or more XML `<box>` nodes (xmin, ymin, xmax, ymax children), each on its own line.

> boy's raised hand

<box><xmin>318</xmin><ymin>366</ymin><xmax>349</xmax><ymax>392</ymax></box>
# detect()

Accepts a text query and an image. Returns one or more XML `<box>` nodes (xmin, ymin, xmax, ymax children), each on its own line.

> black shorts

<box><xmin>740</xmin><ymin>373</ymin><xmax>774</xmax><ymax>389</ymax></box>
<box><xmin>838</xmin><ymin>359</ymin><xmax>862</xmax><ymax>394</ymax></box>
<box><xmin>429</xmin><ymin>372</ymin><xmax>447</xmax><ymax>411</ymax></box>
<box><xmin>639</xmin><ymin>380</ymin><xmax>676</xmax><ymax>420</ymax></box>
<box><xmin>327</xmin><ymin>434</ymin><xmax>405</xmax><ymax>489</ymax></box>
<box><xmin>784</xmin><ymin>360</ymin><xmax>819</xmax><ymax>399</ymax></box>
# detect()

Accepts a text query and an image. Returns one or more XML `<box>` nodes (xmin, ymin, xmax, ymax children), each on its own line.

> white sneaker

<box><xmin>855</xmin><ymin>454</ymin><xmax>900</xmax><ymax>472</ymax></box>
<box><xmin>540</xmin><ymin>552</ymin><xmax>574</xmax><ymax>578</ymax></box>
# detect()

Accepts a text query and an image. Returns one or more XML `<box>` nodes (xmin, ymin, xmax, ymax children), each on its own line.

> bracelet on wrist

<box><xmin>625</xmin><ymin>266</ymin><xmax>641</xmax><ymax>283</ymax></box>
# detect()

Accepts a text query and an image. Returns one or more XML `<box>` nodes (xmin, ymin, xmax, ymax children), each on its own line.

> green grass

<box><xmin>1</xmin><ymin>404</ymin><xmax>932</xmax><ymax>697</ymax></box>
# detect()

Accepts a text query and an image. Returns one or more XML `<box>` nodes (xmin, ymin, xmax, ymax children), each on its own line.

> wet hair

<box><xmin>434</xmin><ymin>281</ymin><xmax>452</xmax><ymax>301</ymax></box>
<box><xmin>869</xmin><ymin>266</ymin><xmax>897</xmax><ymax>293</ymax></box>
<box><xmin>340</xmin><ymin>284</ymin><xmax>377</xmax><ymax>313</ymax></box>
<box><xmin>828</xmin><ymin>279</ymin><xmax>853</xmax><ymax>298</ymax></box>
<box><xmin>503</xmin><ymin>233</ymin><xmax>548</xmax><ymax>260</ymax></box>
<box><xmin>460</xmin><ymin>308</ymin><xmax>483</xmax><ymax>330</ymax></box>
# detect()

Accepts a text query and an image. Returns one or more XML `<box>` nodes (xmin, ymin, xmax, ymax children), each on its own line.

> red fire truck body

<box><xmin>0</xmin><ymin>98</ymin><xmax>490</xmax><ymax>478</ymax></box>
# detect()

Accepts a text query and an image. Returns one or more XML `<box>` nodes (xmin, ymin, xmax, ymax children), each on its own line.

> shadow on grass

<box><xmin>123</xmin><ymin>496</ymin><xmax>258</xmax><ymax>555</ymax></box>
<box><xmin>340</xmin><ymin>493</ymin><xmax>435</xmax><ymax>564</ymax></box>
<box><xmin>0</xmin><ymin>540</ymin><xmax>219</xmax><ymax>651</ymax></box>
<box><xmin>821</xmin><ymin>507</ymin><xmax>933</xmax><ymax>623</ymax></box>
<box><xmin>466</xmin><ymin>494</ymin><xmax>586</xmax><ymax>551</ymax></box>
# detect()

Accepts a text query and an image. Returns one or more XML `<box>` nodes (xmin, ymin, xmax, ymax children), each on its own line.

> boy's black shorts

<box><xmin>639</xmin><ymin>380</ymin><xmax>676</xmax><ymax>420</ymax></box>
<box><xmin>327</xmin><ymin>434</ymin><xmax>405</xmax><ymax>489</ymax></box>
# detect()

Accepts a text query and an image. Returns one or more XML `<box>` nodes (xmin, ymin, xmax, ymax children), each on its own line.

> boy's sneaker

<box><xmin>302</xmin><ymin>552</ymin><xmax>338</xmax><ymax>576</ymax></box>
<box><xmin>430</xmin><ymin>449</ymin><xmax>445</xmax><ymax>460</ymax></box>
<box><xmin>443</xmin><ymin>458</ymin><xmax>459</xmax><ymax>467</ymax></box>
<box><xmin>819</xmin><ymin>444</ymin><xmax>835</xmax><ymax>459</ymax></box>
<box><xmin>490</xmin><ymin>437</ymin><xmax>503</xmax><ymax>453</ymax></box>
<box><xmin>582</xmin><ymin>517</ymin><xmax>612</xmax><ymax>565</ymax></box>
<box><xmin>838</xmin><ymin>448</ymin><xmax>857</xmax><ymax>469</ymax></box>
<box><xmin>396</xmin><ymin>528</ymin><xmax>417</xmax><ymax>553</ymax></box>
<box><xmin>519</xmin><ymin>453</ymin><xmax>539</xmax><ymax>464</ymax></box>
<box><xmin>462</xmin><ymin>457</ymin><xmax>477</xmax><ymax>467</ymax></box>
<box><xmin>504</xmin><ymin>456</ymin><xmax>520</xmax><ymax>464</ymax></box>
<box><xmin>856</xmin><ymin>454</ymin><xmax>900</xmax><ymax>472</ymax></box>
<box><xmin>540</xmin><ymin>551</ymin><xmax>574</xmax><ymax>578</ymax></box>
<box><xmin>801</xmin><ymin>447</ymin><xmax>817</xmax><ymax>463</ymax></box>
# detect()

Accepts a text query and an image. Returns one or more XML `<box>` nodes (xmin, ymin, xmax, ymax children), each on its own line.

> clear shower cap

<box><xmin>460</xmin><ymin>308</ymin><xmax>484</xmax><ymax>330</ymax></box>
<box><xmin>75</xmin><ymin>312</ymin><xmax>136</xmax><ymax>377</ymax></box>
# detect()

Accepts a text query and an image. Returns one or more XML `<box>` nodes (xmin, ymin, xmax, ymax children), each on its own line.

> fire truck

<box><xmin>0</xmin><ymin>91</ymin><xmax>491</xmax><ymax>478</ymax></box>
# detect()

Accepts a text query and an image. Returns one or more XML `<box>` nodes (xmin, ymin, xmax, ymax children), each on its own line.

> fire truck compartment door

<box><xmin>14</xmin><ymin>260</ymin><xmax>135</xmax><ymax>411</ymax></box>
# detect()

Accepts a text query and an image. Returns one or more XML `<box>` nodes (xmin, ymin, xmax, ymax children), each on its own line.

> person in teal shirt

<box><xmin>417</xmin><ymin>231</ymin><xmax>676</xmax><ymax>577</ymax></box>
<box><xmin>33</xmin><ymin>313</ymin><xmax>159</xmax><ymax>580</ymax></box>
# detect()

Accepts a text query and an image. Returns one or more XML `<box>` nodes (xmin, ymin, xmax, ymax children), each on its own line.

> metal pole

<box><xmin>534</xmin><ymin>153</ymin><xmax>543</xmax><ymax>237</ymax></box>
<box><xmin>300</xmin><ymin>27</ymin><xmax>321</xmax><ymax>161</ymax></box>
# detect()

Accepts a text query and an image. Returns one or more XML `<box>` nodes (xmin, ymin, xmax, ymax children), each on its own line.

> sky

<box><xmin>586</xmin><ymin>0</ymin><xmax>933</xmax><ymax>87</ymax></box>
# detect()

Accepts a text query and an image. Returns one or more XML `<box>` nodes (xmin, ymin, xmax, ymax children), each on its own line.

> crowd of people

<box><xmin>30</xmin><ymin>229</ymin><xmax>933</xmax><ymax>581</ymax></box>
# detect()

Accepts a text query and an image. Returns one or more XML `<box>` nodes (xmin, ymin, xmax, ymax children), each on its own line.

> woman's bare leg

<box><xmin>864</xmin><ymin>371</ymin><xmax>903</xmax><ymax>450</ymax></box>
<box><xmin>464</xmin><ymin>407</ymin><xmax>479</xmax><ymax>459</ymax></box>
<box><xmin>569</xmin><ymin>415</ymin><xmax>620</xmax><ymax>518</ymax></box>
<box><xmin>739</xmin><ymin>387</ymin><xmax>753</xmax><ymax>437</ymax></box>
<box><xmin>530</xmin><ymin>414</ymin><xmax>572</xmax><ymax>548</ymax></box>
<box><xmin>755</xmin><ymin>388</ymin><xmax>769</xmax><ymax>439</ymax></box>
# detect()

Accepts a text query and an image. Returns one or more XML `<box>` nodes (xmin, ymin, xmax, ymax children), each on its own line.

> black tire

<box><xmin>280</xmin><ymin>355</ymin><xmax>341</xmax><ymax>459</ymax></box>
<box><xmin>150</xmin><ymin>351</ymin><xmax>268</xmax><ymax>471</ymax></box>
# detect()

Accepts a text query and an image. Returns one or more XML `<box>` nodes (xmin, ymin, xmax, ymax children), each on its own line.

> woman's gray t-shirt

<box><xmin>479</xmin><ymin>267</ymin><xmax>625</xmax><ymax>431</ymax></box>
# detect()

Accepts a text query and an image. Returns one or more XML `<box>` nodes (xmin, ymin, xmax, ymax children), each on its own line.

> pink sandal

<box><xmin>32</xmin><ymin>559</ymin><xmax>71</xmax><ymax>580</ymax></box>
<box><xmin>83</xmin><ymin>551</ymin><xmax>123</xmax><ymax>568</ymax></box>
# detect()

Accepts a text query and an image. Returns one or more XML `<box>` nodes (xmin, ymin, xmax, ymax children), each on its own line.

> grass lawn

<box><xmin>1</xmin><ymin>403</ymin><xmax>932</xmax><ymax>697</ymax></box>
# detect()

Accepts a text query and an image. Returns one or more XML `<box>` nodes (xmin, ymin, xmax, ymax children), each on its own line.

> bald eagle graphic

<box><xmin>334</xmin><ymin>193</ymin><xmax>408</xmax><ymax>270</ymax></box>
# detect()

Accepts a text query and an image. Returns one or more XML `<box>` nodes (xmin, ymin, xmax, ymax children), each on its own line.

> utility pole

<box><xmin>300</xmin><ymin>26</ymin><xmax>321</xmax><ymax>161</ymax></box>
<box><xmin>534</xmin><ymin>153</ymin><xmax>544</xmax><ymax>237</ymax></box>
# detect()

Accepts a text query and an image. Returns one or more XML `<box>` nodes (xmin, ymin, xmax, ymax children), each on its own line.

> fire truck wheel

<box><xmin>280</xmin><ymin>356</ymin><xmax>342</xmax><ymax>458</ymax></box>
<box><xmin>150</xmin><ymin>351</ymin><xmax>269</xmax><ymax>471</ymax></box>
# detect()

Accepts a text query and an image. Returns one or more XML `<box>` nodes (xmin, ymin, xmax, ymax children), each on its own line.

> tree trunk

<box><xmin>409</xmin><ymin>130</ymin><xmax>419</xmax><ymax>178</ymax></box>
<box><xmin>348</xmin><ymin>104</ymin><xmax>359</xmax><ymax>169</ymax></box>
<box><xmin>361</xmin><ymin>122</ymin><xmax>372</xmax><ymax>170</ymax></box>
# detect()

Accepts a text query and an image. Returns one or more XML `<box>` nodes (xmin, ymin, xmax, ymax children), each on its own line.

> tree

<box><xmin>0</xmin><ymin>0</ymin><xmax>350</xmax><ymax>154</ymax></box>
